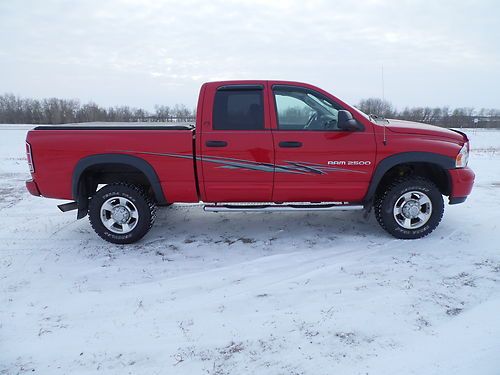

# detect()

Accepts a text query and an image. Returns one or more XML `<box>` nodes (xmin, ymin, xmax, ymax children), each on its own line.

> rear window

<box><xmin>213</xmin><ymin>90</ymin><xmax>264</xmax><ymax>130</ymax></box>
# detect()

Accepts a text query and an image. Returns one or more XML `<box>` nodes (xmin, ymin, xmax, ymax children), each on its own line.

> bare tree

<box><xmin>154</xmin><ymin>105</ymin><xmax>171</xmax><ymax>121</ymax></box>
<box><xmin>357</xmin><ymin>98</ymin><xmax>395</xmax><ymax>118</ymax></box>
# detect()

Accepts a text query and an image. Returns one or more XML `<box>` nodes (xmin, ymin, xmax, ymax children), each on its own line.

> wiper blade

<box><xmin>369</xmin><ymin>114</ymin><xmax>389</xmax><ymax>123</ymax></box>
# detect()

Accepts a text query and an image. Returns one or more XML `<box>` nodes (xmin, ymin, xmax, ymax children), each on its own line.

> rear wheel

<box><xmin>374</xmin><ymin>177</ymin><xmax>444</xmax><ymax>239</ymax></box>
<box><xmin>88</xmin><ymin>183</ymin><xmax>156</xmax><ymax>244</ymax></box>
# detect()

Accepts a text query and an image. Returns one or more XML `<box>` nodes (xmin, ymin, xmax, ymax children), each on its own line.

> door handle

<box><xmin>279</xmin><ymin>141</ymin><xmax>302</xmax><ymax>148</ymax></box>
<box><xmin>206</xmin><ymin>140</ymin><xmax>228</xmax><ymax>147</ymax></box>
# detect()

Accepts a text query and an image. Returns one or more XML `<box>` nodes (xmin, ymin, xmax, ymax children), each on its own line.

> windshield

<box><xmin>350</xmin><ymin>105</ymin><xmax>370</xmax><ymax>120</ymax></box>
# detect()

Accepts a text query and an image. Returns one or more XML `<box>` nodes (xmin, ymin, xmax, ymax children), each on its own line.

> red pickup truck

<box><xmin>25</xmin><ymin>80</ymin><xmax>475</xmax><ymax>244</ymax></box>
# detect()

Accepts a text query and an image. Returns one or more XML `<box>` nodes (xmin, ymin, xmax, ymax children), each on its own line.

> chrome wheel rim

<box><xmin>100</xmin><ymin>197</ymin><xmax>139</xmax><ymax>234</ymax></box>
<box><xmin>393</xmin><ymin>191</ymin><xmax>432</xmax><ymax>229</ymax></box>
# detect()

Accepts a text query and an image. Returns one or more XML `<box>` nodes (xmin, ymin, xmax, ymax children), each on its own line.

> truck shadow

<box><xmin>145</xmin><ymin>204</ymin><xmax>385</xmax><ymax>250</ymax></box>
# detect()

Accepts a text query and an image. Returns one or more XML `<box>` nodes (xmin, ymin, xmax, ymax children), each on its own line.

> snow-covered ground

<box><xmin>1</xmin><ymin>125</ymin><xmax>499</xmax><ymax>375</ymax></box>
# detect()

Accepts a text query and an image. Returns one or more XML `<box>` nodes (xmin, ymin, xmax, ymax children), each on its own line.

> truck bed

<box><xmin>27</xmin><ymin>124</ymin><xmax>199</xmax><ymax>203</ymax></box>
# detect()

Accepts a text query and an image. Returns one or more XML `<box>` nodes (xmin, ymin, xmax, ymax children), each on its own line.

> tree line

<box><xmin>0</xmin><ymin>93</ymin><xmax>196</xmax><ymax>124</ymax></box>
<box><xmin>1</xmin><ymin>93</ymin><xmax>499</xmax><ymax>128</ymax></box>
<box><xmin>356</xmin><ymin>98</ymin><xmax>500</xmax><ymax>129</ymax></box>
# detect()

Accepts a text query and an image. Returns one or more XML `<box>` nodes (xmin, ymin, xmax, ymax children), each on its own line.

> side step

<box><xmin>203</xmin><ymin>203</ymin><xmax>364</xmax><ymax>212</ymax></box>
<box><xmin>57</xmin><ymin>201</ymin><xmax>78</xmax><ymax>212</ymax></box>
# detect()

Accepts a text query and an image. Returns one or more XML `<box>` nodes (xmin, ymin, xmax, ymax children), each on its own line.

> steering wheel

<box><xmin>324</xmin><ymin>117</ymin><xmax>338</xmax><ymax>129</ymax></box>
<box><xmin>304</xmin><ymin>112</ymin><xmax>318</xmax><ymax>129</ymax></box>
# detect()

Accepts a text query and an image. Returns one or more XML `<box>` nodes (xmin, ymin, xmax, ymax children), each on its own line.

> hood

<box><xmin>386</xmin><ymin>119</ymin><xmax>465</xmax><ymax>143</ymax></box>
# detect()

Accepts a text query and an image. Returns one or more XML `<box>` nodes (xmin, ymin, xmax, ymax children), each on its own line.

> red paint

<box><xmin>448</xmin><ymin>167</ymin><xmax>475</xmax><ymax>198</ymax></box>
<box><xmin>25</xmin><ymin>179</ymin><xmax>40</xmax><ymax>196</ymax></box>
<box><xmin>25</xmin><ymin>80</ymin><xmax>475</xmax><ymax>205</ymax></box>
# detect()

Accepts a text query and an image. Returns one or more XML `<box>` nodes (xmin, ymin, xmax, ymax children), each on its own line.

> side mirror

<box><xmin>338</xmin><ymin>110</ymin><xmax>363</xmax><ymax>131</ymax></box>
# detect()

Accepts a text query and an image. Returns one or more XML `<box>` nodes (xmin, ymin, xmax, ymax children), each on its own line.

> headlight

<box><xmin>455</xmin><ymin>142</ymin><xmax>469</xmax><ymax>168</ymax></box>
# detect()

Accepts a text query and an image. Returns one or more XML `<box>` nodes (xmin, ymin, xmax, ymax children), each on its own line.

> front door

<box><xmin>271</xmin><ymin>85</ymin><xmax>376</xmax><ymax>202</ymax></box>
<box><xmin>200</xmin><ymin>84</ymin><xmax>274</xmax><ymax>202</ymax></box>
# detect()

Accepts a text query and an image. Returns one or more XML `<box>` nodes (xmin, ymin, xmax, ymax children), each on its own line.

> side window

<box><xmin>213</xmin><ymin>89</ymin><xmax>264</xmax><ymax>130</ymax></box>
<box><xmin>274</xmin><ymin>88</ymin><xmax>340</xmax><ymax>131</ymax></box>
<box><xmin>274</xmin><ymin>94</ymin><xmax>314</xmax><ymax>130</ymax></box>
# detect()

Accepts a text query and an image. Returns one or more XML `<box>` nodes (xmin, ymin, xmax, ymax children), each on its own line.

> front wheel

<box><xmin>374</xmin><ymin>177</ymin><xmax>444</xmax><ymax>239</ymax></box>
<box><xmin>88</xmin><ymin>183</ymin><xmax>156</xmax><ymax>244</ymax></box>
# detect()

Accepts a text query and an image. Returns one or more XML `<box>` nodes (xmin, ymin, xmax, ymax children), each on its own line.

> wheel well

<box><xmin>78</xmin><ymin>163</ymin><xmax>155</xmax><ymax>200</ymax></box>
<box><xmin>375</xmin><ymin>162</ymin><xmax>451</xmax><ymax>198</ymax></box>
<box><xmin>74</xmin><ymin>162</ymin><xmax>163</xmax><ymax>220</ymax></box>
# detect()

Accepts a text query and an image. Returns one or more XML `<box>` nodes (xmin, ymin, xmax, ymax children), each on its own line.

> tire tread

<box><xmin>88</xmin><ymin>183</ymin><xmax>157</xmax><ymax>244</ymax></box>
<box><xmin>374</xmin><ymin>176</ymin><xmax>443</xmax><ymax>239</ymax></box>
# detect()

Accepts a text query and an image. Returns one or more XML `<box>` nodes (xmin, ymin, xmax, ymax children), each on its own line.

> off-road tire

<box><xmin>374</xmin><ymin>177</ymin><xmax>444</xmax><ymax>239</ymax></box>
<box><xmin>88</xmin><ymin>183</ymin><xmax>157</xmax><ymax>244</ymax></box>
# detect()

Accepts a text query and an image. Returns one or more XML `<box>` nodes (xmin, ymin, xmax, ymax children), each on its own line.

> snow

<box><xmin>1</xmin><ymin>125</ymin><xmax>499</xmax><ymax>374</ymax></box>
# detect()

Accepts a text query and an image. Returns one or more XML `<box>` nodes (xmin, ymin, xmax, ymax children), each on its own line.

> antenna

<box><xmin>381</xmin><ymin>64</ymin><xmax>387</xmax><ymax>145</ymax></box>
<box><xmin>381</xmin><ymin>64</ymin><xmax>385</xmax><ymax>102</ymax></box>
<box><xmin>383</xmin><ymin>120</ymin><xmax>387</xmax><ymax>145</ymax></box>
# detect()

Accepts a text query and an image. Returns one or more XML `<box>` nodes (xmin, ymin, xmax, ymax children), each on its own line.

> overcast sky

<box><xmin>1</xmin><ymin>0</ymin><xmax>499</xmax><ymax>110</ymax></box>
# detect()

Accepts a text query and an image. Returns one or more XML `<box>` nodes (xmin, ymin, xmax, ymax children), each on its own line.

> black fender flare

<box><xmin>363</xmin><ymin>151</ymin><xmax>455</xmax><ymax>205</ymax></box>
<box><xmin>73</xmin><ymin>154</ymin><xmax>167</xmax><ymax>218</ymax></box>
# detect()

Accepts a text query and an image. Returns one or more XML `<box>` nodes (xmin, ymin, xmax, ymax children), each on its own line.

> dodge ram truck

<box><xmin>25</xmin><ymin>80</ymin><xmax>475</xmax><ymax>244</ymax></box>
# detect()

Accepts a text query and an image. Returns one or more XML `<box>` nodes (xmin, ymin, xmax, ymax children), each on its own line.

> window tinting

<box><xmin>213</xmin><ymin>90</ymin><xmax>264</xmax><ymax>130</ymax></box>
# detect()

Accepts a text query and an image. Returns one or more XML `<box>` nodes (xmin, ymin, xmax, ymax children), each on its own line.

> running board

<box><xmin>57</xmin><ymin>201</ymin><xmax>78</xmax><ymax>212</ymax></box>
<box><xmin>203</xmin><ymin>203</ymin><xmax>364</xmax><ymax>212</ymax></box>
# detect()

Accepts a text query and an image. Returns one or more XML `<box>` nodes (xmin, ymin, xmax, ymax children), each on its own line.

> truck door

<box><xmin>270</xmin><ymin>84</ymin><xmax>376</xmax><ymax>202</ymax></box>
<box><xmin>199</xmin><ymin>84</ymin><xmax>275</xmax><ymax>202</ymax></box>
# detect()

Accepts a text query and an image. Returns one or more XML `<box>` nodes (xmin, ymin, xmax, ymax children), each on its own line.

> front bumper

<box><xmin>26</xmin><ymin>179</ymin><xmax>41</xmax><ymax>196</ymax></box>
<box><xmin>448</xmin><ymin>167</ymin><xmax>475</xmax><ymax>204</ymax></box>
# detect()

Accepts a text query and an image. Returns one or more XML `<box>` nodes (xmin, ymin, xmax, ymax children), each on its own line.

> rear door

<box><xmin>270</xmin><ymin>84</ymin><xmax>376</xmax><ymax>202</ymax></box>
<box><xmin>199</xmin><ymin>83</ymin><xmax>274</xmax><ymax>202</ymax></box>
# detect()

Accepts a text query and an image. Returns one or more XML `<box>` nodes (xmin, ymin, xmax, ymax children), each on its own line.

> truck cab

<box><xmin>196</xmin><ymin>81</ymin><xmax>376</xmax><ymax>203</ymax></box>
